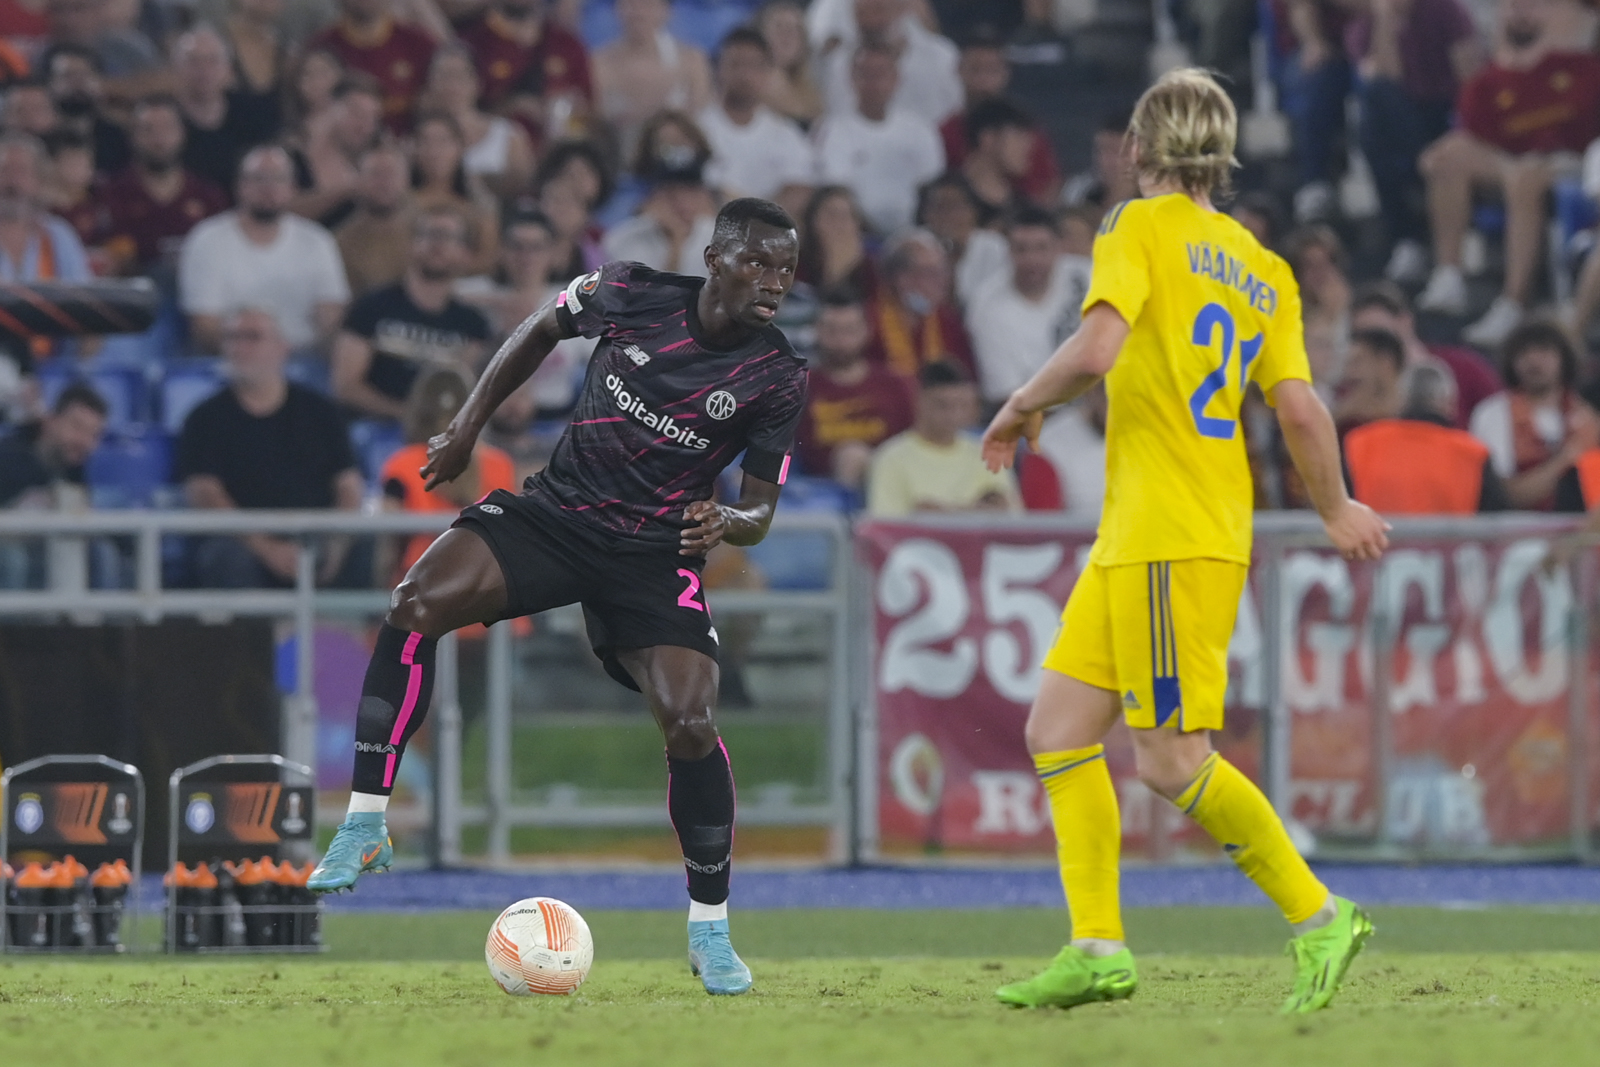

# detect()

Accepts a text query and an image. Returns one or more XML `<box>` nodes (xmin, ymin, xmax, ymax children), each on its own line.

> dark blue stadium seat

<box><xmin>349</xmin><ymin>417</ymin><xmax>405</xmax><ymax>483</ymax></box>
<box><xmin>85</xmin><ymin>426</ymin><xmax>173</xmax><ymax>508</ymax></box>
<box><xmin>581</xmin><ymin>0</ymin><xmax>760</xmax><ymax>52</ymax></box>
<box><xmin>160</xmin><ymin>361</ymin><xmax>226</xmax><ymax>435</ymax></box>
<box><xmin>38</xmin><ymin>364</ymin><xmax>147</xmax><ymax>430</ymax></box>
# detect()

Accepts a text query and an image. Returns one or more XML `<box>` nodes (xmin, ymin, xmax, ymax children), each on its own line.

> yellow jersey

<box><xmin>1082</xmin><ymin>193</ymin><xmax>1310</xmax><ymax>567</ymax></box>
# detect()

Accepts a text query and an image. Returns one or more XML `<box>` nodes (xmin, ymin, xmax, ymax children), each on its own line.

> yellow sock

<box><xmin>1034</xmin><ymin>745</ymin><xmax>1123</xmax><ymax>942</ymax></box>
<box><xmin>1175</xmin><ymin>752</ymin><xmax>1328</xmax><ymax>924</ymax></box>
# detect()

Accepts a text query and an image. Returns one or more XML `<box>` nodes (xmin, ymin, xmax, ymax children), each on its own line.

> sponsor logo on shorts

<box><xmin>1122</xmin><ymin>691</ymin><xmax>1141</xmax><ymax>709</ymax></box>
<box><xmin>479</xmin><ymin>503</ymin><xmax>504</xmax><ymax>515</ymax></box>
<box><xmin>354</xmin><ymin>741</ymin><xmax>399</xmax><ymax>754</ymax></box>
<box><xmin>705</xmin><ymin>390</ymin><xmax>737</xmax><ymax>420</ymax></box>
<box><xmin>606</xmin><ymin>373</ymin><xmax>709</xmax><ymax>448</ymax></box>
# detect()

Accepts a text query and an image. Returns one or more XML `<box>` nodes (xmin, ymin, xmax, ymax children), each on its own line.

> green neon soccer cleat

<box><xmin>995</xmin><ymin>945</ymin><xmax>1138</xmax><ymax>1009</ymax></box>
<box><xmin>1281</xmin><ymin>896</ymin><xmax>1374</xmax><ymax>1014</ymax></box>
<box><xmin>306</xmin><ymin>812</ymin><xmax>393</xmax><ymax>894</ymax></box>
<box><xmin>688</xmin><ymin>918</ymin><xmax>753</xmax><ymax>995</ymax></box>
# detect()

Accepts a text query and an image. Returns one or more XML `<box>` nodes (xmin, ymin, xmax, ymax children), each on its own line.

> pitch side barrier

<box><xmin>856</xmin><ymin>511</ymin><xmax>1599</xmax><ymax>864</ymax></box>
<box><xmin>0</xmin><ymin>509</ymin><xmax>855</xmax><ymax>866</ymax></box>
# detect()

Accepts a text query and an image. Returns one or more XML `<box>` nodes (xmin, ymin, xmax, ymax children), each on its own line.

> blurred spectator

<box><xmin>287</xmin><ymin>72</ymin><xmax>383</xmax><ymax>226</ymax></box>
<box><xmin>534</xmin><ymin>166</ymin><xmax>602</xmax><ymax>282</ymax></box>
<box><xmin>865</xmin><ymin>228</ymin><xmax>974</xmax><ymax>377</ymax></box>
<box><xmin>458</xmin><ymin>0</ymin><xmax>592</xmax><ymax>146</ymax></box>
<box><xmin>592</xmin><ymin>0</ymin><xmax>711</xmax><ymax>161</ymax></box>
<box><xmin>333</xmin><ymin>203</ymin><xmax>488</xmax><ymax>420</ymax></box>
<box><xmin>1350</xmin><ymin>281</ymin><xmax>1502</xmax><ymax>426</ymax></box>
<box><xmin>1268</xmin><ymin>0</ymin><xmax>1353</xmax><ymax>221</ymax></box>
<box><xmin>410</xmin><ymin>111</ymin><xmax>498</xmax><ymax>275</ymax></box>
<box><xmin>1056</xmin><ymin>203</ymin><xmax>1097</xmax><ymax>258</ymax></box>
<box><xmin>0</xmin><ymin>132</ymin><xmax>90</xmax><ymax>305</ymax></box>
<box><xmin>307</xmin><ymin>0</ymin><xmax>437</xmax><ymax>132</ymax></box>
<box><xmin>1573</xmin><ymin>140</ymin><xmax>1600</xmax><ymax>340</ymax></box>
<box><xmin>283</xmin><ymin>48</ymin><xmax>344</xmax><ymax>134</ymax></box>
<box><xmin>795</xmin><ymin>287</ymin><xmax>913</xmax><ymax>487</ymax></box>
<box><xmin>221</xmin><ymin>0</ymin><xmax>289</xmax><ymax>123</ymax></box>
<box><xmin>866</xmin><ymin>359</ymin><xmax>1019</xmax><ymax>516</ymax></box>
<box><xmin>755</xmin><ymin>0</ymin><xmax>821</xmax><ymax>126</ymax></box>
<box><xmin>1469</xmin><ymin>320</ymin><xmax>1598</xmax><ymax>510</ymax></box>
<box><xmin>796</xmin><ymin>184</ymin><xmax>876</xmax><ymax>296</ymax></box>
<box><xmin>958</xmin><ymin>97</ymin><xmax>1042</xmax><ymax>220</ymax></box>
<box><xmin>1036</xmin><ymin>382</ymin><xmax>1107</xmax><ymax>519</ymax></box>
<box><xmin>938</xmin><ymin>30</ymin><xmax>1059</xmax><ymax>205</ymax></box>
<box><xmin>178</xmin><ymin>145</ymin><xmax>350</xmax><ymax>354</ymax></box>
<box><xmin>1174</xmin><ymin>0</ymin><xmax>1256</xmax><ymax>108</ymax></box>
<box><xmin>699</xmin><ymin>26</ymin><xmax>815</xmax><ymax>217</ymax></box>
<box><xmin>818</xmin><ymin>0</ymin><xmax>961</xmax><ymax>126</ymax></box>
<box><xmin>40</xmin><ymin>43</ymin><xmax>128</xmax><ymax>174</ymax></box>
<box><xmin>1284</xmin><ymin>224</ymin><xmax>1351</xmax><ymax>358</ymax></box>
<box><xmin>1347</xmin><ymin>0</ymin><xmax>1483</xmax><ymax>283</ymax></box>
<box><xmin>813</xmin><ymin>41</ymin><xmax>944</xmax><ymax>235</ymax></box>
<box><xmin>533</xmin><ymin>137</ymin><xmax>610</xmax><ymax>219</ymax></box>
<box><xmin>43</xmin><ymin>0</ymin><xmax>160</xmax><ymax>90</ymax></box>
<box><xmin>601</xmin><ymin>110</ymin><xmax>716</xmax><ymax>276</ymax></box>
<box><xmin>1417</xmin><ymin>0</ymin><xmax>1600</xmax><ymax>345</ymax></box>
<box><xmin>1345</xmin><ymin>362</ymin><xmax>1509</xmax><ymax>513</ymax></box>
<box><xmin>1331</xmin><ymin>327</ymin><xmax>1405</xmax><ymax>433</ymax></box>
<box><xmin>178</xmin><ymin>307</ymin><xmax>366</xmax><ymax>589</ymax></box>
<box><xmin>379</xmin><ymin>364</ymin><xmax>515</xmax><ymax>582</ymax></box>
<box><xmin>1229</xmin><ymin>189</ymin><xmax>1287</xmax><ymax>250</ymax></box>
<box><xmin>175</xmin><ymin>25</ymin><xmax>279</xmax><ymax>194</ymax></box>
<box><xmin>1060</xmin><ymin>109</ymin><xmax>1137</xmax><ymax>210</ymax></box>
<box><xmin>916</xmin><ymin>172</ymin><xmax>1007</xmax><ymax>307</ymax></box>
<box><xmin>426</xmin><ymin>44</ymin><xmax>533</xmax><ymax>201</ymax></box>
<box><xmin>0</xmin><ymin>380</ymin><xmax>104</xmax><ymax>508</ymax></box>
<box><xmin>96</xmin><ymin>95</ymin><xmax>229</xmax><ymax>277</ymax></box>
<box><xmin>3</xmin><ymin>81</ymin><xmax>57</xmax><ymax>138</ymax></box>
<box><xmin>335</xmin><ymin>142</ymin><xmax>413</xmax><ymax>295</ymax></box>
<box><xmin>459</xmin><ymin>210</ymin><xmax>595</xmax><ymax>416</ymax></box>
<box><xmin>43</xmin><ymin>129</ymin><xmax>97</xmax><ymax>243</ymax></box>
<box><xmin>965</xmin><ymin>206</ymin><xmax>1090</xmax><ymax>406</ymax></box>
<box><xmin>0</xmin><ymin>34</ymin><xmax>29</xmax><ymax>85</ymax></box>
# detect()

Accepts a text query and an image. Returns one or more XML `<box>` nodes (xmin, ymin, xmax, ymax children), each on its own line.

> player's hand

<box><xmin>981</xmin><ymin>396</ymin><xmax>1044</xmax><ymax>473</ymax></box>
<box><xmin>1323</xmin><ymin>500</ymin><xmax>1390</xmax><ymax>562</ymax></box>
<box><xmin>680</xmin><ymin>500</ymin><xmax>727</xmax><ymax>556</ymax></box>
<box><xmin>421</xmin><ymin>423</ymin><xmax>476</xmax><ymax>491</ymax></box>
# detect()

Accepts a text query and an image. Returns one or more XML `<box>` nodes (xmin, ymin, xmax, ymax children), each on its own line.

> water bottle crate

<box><xmin>165</xmin><ymin>902</ymin><xmax>324</xmax><ymax>954</ymax></box>
<box><xmin>1</xmin><ymin>902</ymin><xmax>131</xmax><ymax>953</ymax></box>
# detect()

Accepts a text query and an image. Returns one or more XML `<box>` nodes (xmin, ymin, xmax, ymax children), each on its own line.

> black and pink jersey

<box><xmin>526</xmin><ymin>260</ymin><xmax>809</xmax><ymax>544</ymax></box>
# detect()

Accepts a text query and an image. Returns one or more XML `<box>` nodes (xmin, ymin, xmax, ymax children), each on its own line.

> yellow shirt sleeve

<box><xmin>1080</xmin><ymin>201</ymin><xmax>1151</xmax><ymax>327</ymax></box>
<box><xmin>866</xmin><ymin>438</ymin><xmax>915</xmax><ymax>518</ymax></box>
<box><xmin>1250</xmin><ymin>257</ymin><xmax>1313</xmax><ymax>400</ymax></box>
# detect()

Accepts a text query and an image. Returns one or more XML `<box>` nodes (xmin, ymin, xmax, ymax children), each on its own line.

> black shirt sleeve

<box><xmin>342</xmin><ymin>290</ymin><xmax>382</xmax><ymax>338</ymax></box>
<box><xmin>554</xmin><ymin>261</ymin><xmax>632</xmax><ymax>339</ymax></box>
<box><xmin>1554</xmin><ymin>466</ymin><xmax>1587</xmax><ymax>513</ymax></box>
<box><xmin>173</xmin><ymin>397</ymin><xmax>221</xmax><ymax>482</ymax></box>
<box><xmin>1477</xmin><ymin>461</ymin><xmax>1510</xmax><ymax>512</ymax></box>
<box><xmin>741</xmin><ymin>363</ymin><xmax>809</xmax><ymax>484</ymax></box>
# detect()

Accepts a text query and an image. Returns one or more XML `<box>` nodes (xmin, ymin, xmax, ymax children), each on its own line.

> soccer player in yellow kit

<box><xmin>981</xmin><ymin>69</ymin><xmax>1390</xmax><ymax>1014</ymax></box>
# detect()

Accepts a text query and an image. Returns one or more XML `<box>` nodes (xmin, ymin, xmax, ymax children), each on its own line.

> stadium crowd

<box><xmin>3</xmin><ymin>0</ymin><xmax>1600</xmax><ymax>590</ymax></box>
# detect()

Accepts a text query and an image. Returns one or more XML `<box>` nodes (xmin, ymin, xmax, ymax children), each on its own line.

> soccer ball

<box><xmin>485</xmin><ymin>897</ymin><xmax>595</xmax><ymax>996</ymax></box>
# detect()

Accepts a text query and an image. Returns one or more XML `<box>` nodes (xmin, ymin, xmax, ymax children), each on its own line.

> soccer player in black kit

<box><xmin>308</xmin><ymin>199</ymin><xmax>807</xmax><ymax>995</ymax></box>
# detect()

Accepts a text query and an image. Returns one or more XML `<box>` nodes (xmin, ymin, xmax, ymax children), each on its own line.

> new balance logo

<box><xmin>624</xmin><ymin>344</ymin><xmax>651</xmax><ymax>366</ymax></box>
<box><xmin>354</xmin><ymin>741</ymin><xmax>398</xmax><ymax>754</ymax></box>
<box><xmin>1122</xmin><ymin>691</ymin><xmax>1141</xmax><ymax>709</ymax></box>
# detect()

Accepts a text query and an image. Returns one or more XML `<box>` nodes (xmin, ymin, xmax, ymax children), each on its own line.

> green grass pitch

<box><xmin>3</xmin><ymin>907</ymin><xmax>1599</xmax><ymax>1066</ymax></box>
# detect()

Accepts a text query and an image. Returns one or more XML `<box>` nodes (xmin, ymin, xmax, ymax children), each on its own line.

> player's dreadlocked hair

<box><xmin>712</xmin><ymin>197</ymin><xmax>797</xmax><ymax>248</ymax></box>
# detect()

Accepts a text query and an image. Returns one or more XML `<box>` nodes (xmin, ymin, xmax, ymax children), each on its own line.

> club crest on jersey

<box><xmin>705</xmin><ymin>390</ymin><xmax>737</xmax><ymax>420</ymax></box>
<box><xmin>624</xmin><ymin>344</ymin><xmax>651</xmax><ymax>366</ymax></box>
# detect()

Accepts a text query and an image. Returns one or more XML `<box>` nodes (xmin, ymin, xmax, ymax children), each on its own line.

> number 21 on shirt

<box><xmin>1187</xmin><ymin>302</ymin><xmax>1261</xmax><ymax>441</ymax></box>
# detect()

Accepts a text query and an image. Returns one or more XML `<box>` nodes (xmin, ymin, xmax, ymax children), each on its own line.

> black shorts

<box><xmin>453</xmin><ymin>489</ymin><xmax>718</xmax><ymax>691</ymax></box>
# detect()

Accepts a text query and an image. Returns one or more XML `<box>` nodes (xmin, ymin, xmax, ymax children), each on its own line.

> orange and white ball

<box><xmin>485</xmin><ymin>897</ymin><xmax>594</xmax><ymax>995</ymax></box>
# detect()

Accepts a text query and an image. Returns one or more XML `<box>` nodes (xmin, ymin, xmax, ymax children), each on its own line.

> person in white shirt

<box><xmin>965</xmin><ymin>206</ymin><xmax>1091</xmax><ymax>406</ymax></box>
<box><xmin>179</xmin><ymin>145</ymin><xmax>351</xmax><ymax>354</ymax></box>
<box><xmin>816</xmin><ymin>0</ymin><xmax>961</xmax><ymax>126</ymax></box>
<box><xmin>813</xmin><ymin>41</ymin><xmax>944</xmax><ymax>236</ymax></box>
<box><xmin>698</xmin><ymin>26</ymin><xmax>815</xmax><ymax>217</ymax></box>
<box><xmin>1037</xmin><ymin>383</ymin><xmax>1108</xmax><ymax>519</ymax></box>
<box><xmin>916</xmin><ymin>172</ymin><xmax>1008</xmax><ymax>307</ymax></box>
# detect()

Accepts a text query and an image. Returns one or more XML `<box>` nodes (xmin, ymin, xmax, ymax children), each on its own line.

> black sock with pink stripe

<box><xmin>667</xmin><ymin>742</ymin><xmax>736</xmax><ymax>905</ymax></box>
<box><xmin>351</xmin><ymin>624</ymin><xmax>439</xmax><ymax>796</ymax></box>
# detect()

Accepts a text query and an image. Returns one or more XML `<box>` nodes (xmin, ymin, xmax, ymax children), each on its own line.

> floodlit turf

<box><xmin>3</xmin><ymin>909</ymin><xmax>1599</xmax><ymax>1066</ymax></box>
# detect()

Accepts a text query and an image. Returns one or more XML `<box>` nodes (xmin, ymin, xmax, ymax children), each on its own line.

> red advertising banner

<box><xmin>858</xmin><ymin>520</ymin><xmax>1600</xmax><ymax>860</ymax></box>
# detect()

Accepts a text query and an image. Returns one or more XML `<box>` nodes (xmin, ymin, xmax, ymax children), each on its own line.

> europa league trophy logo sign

<box><xmin>107</xmin><ymin>791</ymin><xmax>133</xmax><ymax>836</ymax></box>
<box><xmin>281</xmin><ymin>792</ymin><xmax>307</xmax><ymax>836</ymax></box>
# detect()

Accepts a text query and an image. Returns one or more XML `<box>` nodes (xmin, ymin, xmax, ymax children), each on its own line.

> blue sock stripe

<box><xmin>1036</xmin><ymin>751</ymin><xmax>1105</xmax><ymax>780</ymax></box>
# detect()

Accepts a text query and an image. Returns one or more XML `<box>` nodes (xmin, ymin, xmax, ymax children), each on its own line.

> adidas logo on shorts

<box><xmin>1123</xmin><ymin>691</ymin><xmax>1141</xmax><ymax>709</ymax></box>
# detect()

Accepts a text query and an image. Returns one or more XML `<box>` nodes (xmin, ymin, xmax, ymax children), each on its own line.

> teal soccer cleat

<box><xmin>688</xmin><ymin>918</ymin><xmax>753</xmax><ymax>995</ymax></box>
<box><xmin>306</xmin><ymin>812</ymin><xmax>393</xmax><ymax>894</ymax></box>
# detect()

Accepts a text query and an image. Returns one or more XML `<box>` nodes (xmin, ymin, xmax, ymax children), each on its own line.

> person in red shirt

<box><xmin>1417</xmin><ymin>0</ymin><xmax>1600</xmax><ymax>346</ymax></box>
<box><xmin>864</xmin><ymin>228</ymin><xmax>976</xmax><ymax>381</ymax></box>
<box><xmin>458</xmin><ymin>0</ymin><xmax>591</xmax><ymax>151</ymax></box>
<box><xmin>796</xmin><ymin>288</ymin><xmax>914</xmax><ymax>488</ymax></box>
<box><xmin>307</xmin><ymin>0</ymin><xmax>436</xmax><ymax>132</ymax></box>
<box><xmin>96</xmin><ymin>95</ymin><xmax>228</xmax><ymax>276</ymax></box>
<box><xmin>937</xmin><ymin>30</ymin><xmax>1059</xmax><ymax>205</ymax></box>
<box><xmin>1350</xmin><ymin>281</ymin><xmax>1502</xmax><ymax>427</ymax></box>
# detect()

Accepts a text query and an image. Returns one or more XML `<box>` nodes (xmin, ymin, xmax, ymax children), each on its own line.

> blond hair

<box><xmin>1128</xmin><ymin>68</ymin><xmax>1238</xmax><ymax>198</ymax></box>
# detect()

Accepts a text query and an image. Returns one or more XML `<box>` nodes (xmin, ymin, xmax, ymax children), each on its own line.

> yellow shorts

<box><xmin>1041</xmin><ymin>558</ymin><xmax>1247</xmax><ymax>731</ymax></box>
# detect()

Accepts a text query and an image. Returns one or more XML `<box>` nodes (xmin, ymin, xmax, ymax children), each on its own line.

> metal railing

<box><xmin>0</xmin><ymin>508</ymin><xmax>857</xmax><ymax>864</ymax></box>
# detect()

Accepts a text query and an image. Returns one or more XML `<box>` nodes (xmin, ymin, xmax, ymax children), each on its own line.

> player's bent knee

<box><xmin>386</xmin><ymin>580</ymin><xmax>452</xmax><ymax>639</ymax></box>
<box><xmin>1131</xmin><ymin>730</ymin><xmax>1212</xmax><ymax>800</ymax></box>
<box><xmin>660</xmin><ymin>709</ymin><xmax>718</xmax><ymax>760</ymax></box>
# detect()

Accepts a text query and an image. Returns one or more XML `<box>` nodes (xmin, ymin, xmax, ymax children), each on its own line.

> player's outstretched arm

<box><xmin>982</xmin><ymin>302</ymin><xmax>1129</xmax><ymax>472</ymax></box>
<box><xmin>679</xmin><ymin>474</ymin><xmax>782</xmax><ymax>557</ymax></box>
<box><xmin>1271</xmin><ymin>378</ymin><xmax>1391</xmax><ymax>562</ymax></box>
<box><xmin>422</xmin><ymin>299</ymin><xmax>571</xmax><ymax>490</ymax></box>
